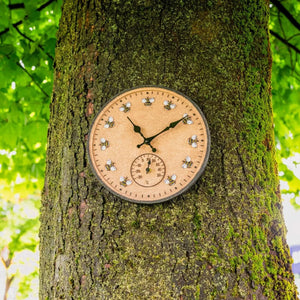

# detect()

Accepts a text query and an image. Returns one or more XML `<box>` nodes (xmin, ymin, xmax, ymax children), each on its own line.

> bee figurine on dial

<box><xmin>88</xmin><ymin>86</ymin><xmax>210</xmax><ymax>204</ymax></box>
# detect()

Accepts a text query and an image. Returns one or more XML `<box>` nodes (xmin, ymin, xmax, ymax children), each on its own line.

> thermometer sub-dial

<box><xmin>130</xmin><ymin>154</ymin><xmax>166</xmax><ymax>187</ymax></box>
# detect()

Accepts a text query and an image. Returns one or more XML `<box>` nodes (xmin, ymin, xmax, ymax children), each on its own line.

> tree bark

<box><xmin>40</xmin><ymin>0</ymin><xmax>298</xmax><ymax>299</ymax></box>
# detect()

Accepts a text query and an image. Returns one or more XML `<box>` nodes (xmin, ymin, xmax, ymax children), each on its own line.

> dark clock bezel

<box><xmin>87</xmin><ymin>85</ymin><xmax>211</xmax><ymax>204</ymax></box>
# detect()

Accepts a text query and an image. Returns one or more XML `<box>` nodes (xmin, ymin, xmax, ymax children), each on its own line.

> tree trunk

<box><xmin>40</xmin><ymin>0</ymin><xmax>298</xmax><ymax>299</ymax></box>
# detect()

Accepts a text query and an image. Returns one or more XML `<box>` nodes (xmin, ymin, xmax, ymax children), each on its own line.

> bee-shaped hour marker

<box><xmin>165</xmin><ymin>174</ymin><xmax>176</xmax><ymax>186</ymax></box>
<box><xmin>182</xmin><ymin>156</ymin><xmax>193</xmax><ymax>168</ymax></box>
<box><xmin>105</xmin><ymin>160</ymin><xmax>116</xmax><ymax>171</ymax></box>
<box><xmin>183</xmin><ymin>113</ymin><xmax>193</xmax><ymax>125</ymax></box>
<box><xmin>142</xmin><ymin>97</ymin><xmax>155</xmax><ymax>106</ymax></box>
<box><xmin>188</xmin><ymin>135</ymin><xmax>199</xmax><ymax>148</ymax></box>
<box><xmin>163</xmin><ymin>100</ymin><xmax>176</xmax><ymax>110</ymax></box>
<box><xmin>100</xmin><ymin>138</ymin><xmax>109</xmax><ymax>150</ymax></box>
<box><xmin>104</xmin><ymin>116</ymin><xmax>115</xmax><ymax>128</ymax></box>
<box><xmin>120</xmin><ymin>176</ymin><xmax>132</xmax><ymax>187</ymax></box>
<box><xmin>119</xmin><ymin>102</ymin><xmax>131</xmax><ymax>113</ymax></box>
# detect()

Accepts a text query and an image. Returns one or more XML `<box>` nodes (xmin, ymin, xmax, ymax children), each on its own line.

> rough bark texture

<box><xmin>40</xmin><ymin>0</ymin><xmax>298</xmax><ymax>299</ymax></box>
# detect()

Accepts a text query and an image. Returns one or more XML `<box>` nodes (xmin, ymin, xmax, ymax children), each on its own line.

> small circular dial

<box><xmin>131</xmin><ymin>154</ymin><xmax>166</xmax><ymax>187</ymax></box>
<box><xmin>88</xmin><ymin>86</ymin><xmax>210</xmax><ymax>204</ymax></box>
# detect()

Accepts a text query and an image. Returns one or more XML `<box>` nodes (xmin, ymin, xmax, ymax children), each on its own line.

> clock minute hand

<box><xmin>144</xmin><ymin>116</ymin><xmax>185</xmax><ymax>143</ymax></box>
<box><xmin>137</xmin><ymin>116</ymin><xmax>185</xmax><ymax>152</ymax></box>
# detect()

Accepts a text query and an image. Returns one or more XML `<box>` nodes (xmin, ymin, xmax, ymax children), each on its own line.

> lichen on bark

<box><xmin>40</xmin><ymin>0</ymin><xmax>298</xmax><ymax>299</ymax></box>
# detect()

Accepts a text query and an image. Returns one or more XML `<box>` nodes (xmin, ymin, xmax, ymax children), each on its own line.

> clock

<box><xmin>88</xmin><ymin>86</ymin><xmax>210</xmax><ymax>204</ymax></box>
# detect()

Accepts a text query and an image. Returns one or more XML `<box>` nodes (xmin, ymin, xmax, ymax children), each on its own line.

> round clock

<box><xmin>88</xmin><ymin>86</ymin><xmax>210</xmax><ymax>204</ymax></box>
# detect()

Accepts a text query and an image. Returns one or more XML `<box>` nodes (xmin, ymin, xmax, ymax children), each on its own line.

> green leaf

<box><xmin>22</xmin><ymin>120</ymin><xmax>48</xmax><ymax>148</ymax></box>
<box><xmin>1</xmin><ymin>123</ymin><xmax>19</xmax><ymax>149</ymax></box>
<box><xmin>0</xmin><ymin>2</ymin><xmax>9</xmax><ymax>28</ymax></box>
<box><xmin>0</xmin><ymin>44</ymin><xmax>15</xmax><ymax>55</ymax></box>
<box><xmin>28</xmin><ymin>10</ymin><xmax>41</xmax><ymax>22</ymax></box>
<box><xmin>22</xmin><ymin>50</ymin><xmax>40</xmax><ymax>67</ymax></box>
<box><xmin>44</xmin><ymin>37</ymin><xmax>57</xmax><ymax>57</ymax></box>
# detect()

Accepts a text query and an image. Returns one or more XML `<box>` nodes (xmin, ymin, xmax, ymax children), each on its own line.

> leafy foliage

<box><xmin>270</xmin><ymin>0</ymin><xmax>300</xmax><ymax>207</ymax></box>
<box><xmin>0</xmin><ymin>196</ymin><xmax>40</xmax><ymax>300</ymax></box>
<box><xmin>0</xmin><ymin>1</ymin><xmax>62</xmax><ymax>298</ymax></box>
<box><xmin>0</xmin><ymin>0</ymin><xmax>62</xmax><ymax>199</ymax></box>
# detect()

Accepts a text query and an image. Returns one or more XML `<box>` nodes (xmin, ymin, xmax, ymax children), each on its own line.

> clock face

<box><xmin>88</xmin><ymin>86</ymin><xmax>210</xmax><ymax>204</ymax></box>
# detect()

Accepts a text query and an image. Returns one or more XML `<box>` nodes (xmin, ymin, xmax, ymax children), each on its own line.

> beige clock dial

<box><xmin>88</xmin><ymin>86</ymin><xmax>210</xmax><ymax>204</ymax></box>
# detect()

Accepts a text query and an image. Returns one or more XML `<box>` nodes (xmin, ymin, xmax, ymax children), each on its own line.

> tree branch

<box><xmin>0</xmin><ymin>0</ymin><xmax>56</xmax><ymax>36</ymax></box>
<box><xmin>4</xmin><ymin>276</ymin><xmax>14</xmax><ymax>300</ymax></box>
<box><xmin>16</xmin><ymin>62</ymin><xmax>50</xmax><ymax>98</ymax></box>
<box><xmin>37</xmin><ymin>0</ymin><xmax>56</xmax><ymax>12</ymax></box>
<box><xmin>271</xmin><ymin>0</ymin><xmax>300</xmax><ymax>32</ymax></box>
<box><xmin>13</xmin><ymin>25</ymin><xmax>54</xmax><ymax>61</ymax></box>
<box><xmin>8</xmin><ymin>3</ymin><xmax>25</xmax><ymax>10</ymax></box>
<box><xmin>13</xmin><ymin>25</ymin><xmax>34</xmax><ymax>43</ymax></box>
<box><xmin>270</xmin><ymin>30</ymin><xmax>300</xmax><ymax>54</ymax></box>
<box><xmin>277</xmin><ymin>10</ymin><xmax>295</xmax><ymax>70</ymax></box>
<box><xmin>287</xmin><ymin>33</ymin><xmax>300</xmax><ymax>42</ymax></box>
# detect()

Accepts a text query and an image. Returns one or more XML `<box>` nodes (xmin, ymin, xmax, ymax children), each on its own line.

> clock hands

<box><xmin>127</xmin><ymin>117</ymin><xmax>157</xmax><ymax>152</ymax></box>
<box><xmin>127</xmin><ymin>117</ymin><xmax>146</xmax><ymax>139</ymax></box>
<box><xmin>137</xmin><ymin>116</ymin><xmax>186</xmax><ymax>151</ymax></box>
<box><xmin>128</xmin><ymin>116</ymin><xmax>186</xmax><ymax>152</ymax></box>
<box><xmin>149</xmin><ymin>116</ymin><xmax>186</xmax><ymax>141</ymax></box>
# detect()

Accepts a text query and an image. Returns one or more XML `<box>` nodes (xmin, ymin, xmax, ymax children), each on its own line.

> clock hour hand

<box><xmin>137</xmin><ymin>116</ymin><xmax>185</xmax><ymax>150</ymax></box>
<box><xmin>127</xmin><ymin>117</ymin><xmax>157</xmax><ymax>152</ymax></box>
<box><xmin>127</xmin><ymin>117</ymin><xmax>146</xmax><ymax>139</ymax></box>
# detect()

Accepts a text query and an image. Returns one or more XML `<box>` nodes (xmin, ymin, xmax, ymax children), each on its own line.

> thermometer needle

<box><xmin>146</xmin><ymin>159</ymin><xmax>151</xmax><ymax>174</ymax></box>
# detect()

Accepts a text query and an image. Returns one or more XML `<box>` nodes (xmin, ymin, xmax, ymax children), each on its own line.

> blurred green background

<box><xmin>0</xmin><ymin>0</ymin><xmax>299</xmax><ymax>298</ymax></box>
